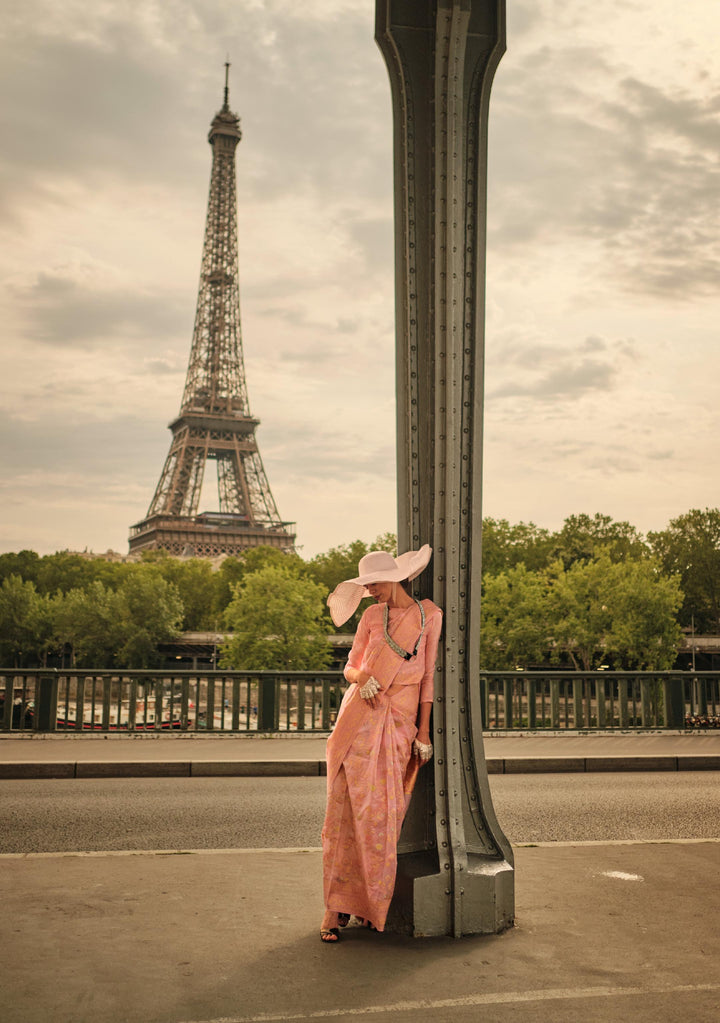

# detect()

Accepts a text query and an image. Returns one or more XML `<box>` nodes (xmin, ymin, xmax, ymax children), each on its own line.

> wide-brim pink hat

<box><xmin>327</xmin><ymin>544</ymin><xmax>432</xmax><ymax>627</ymax></box>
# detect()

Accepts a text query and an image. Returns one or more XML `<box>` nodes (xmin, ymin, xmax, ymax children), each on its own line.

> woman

<box><xmin>320</xmin><ymin>544</ymin><xmax>442</xmax><ymax>943</ymax></box>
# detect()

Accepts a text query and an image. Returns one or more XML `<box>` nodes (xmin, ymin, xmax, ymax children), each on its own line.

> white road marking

<box><xmin>599</xmin><ymin>870</ymin><xmax>644</xmax><ymax>881</ymax></box>
<box><xmin>1</xmin><ymin>837</ymin><xmax>720</xmax><ymax>859</ymax></box>
<box><xmin>175</xmin><ymin>983</ymin><xmax>720</xmax><ymax>1023</ymax></box>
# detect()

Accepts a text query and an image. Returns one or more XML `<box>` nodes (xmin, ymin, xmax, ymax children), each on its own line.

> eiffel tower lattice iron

<box><xmin>129</xmin><ymin>67</ymin><xmax>296</xmax><ymax>558</ymax></box>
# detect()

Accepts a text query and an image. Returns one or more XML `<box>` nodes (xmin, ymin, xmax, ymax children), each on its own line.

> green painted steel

<box><xmin>1</xmin><ymin>669</ymin><xmax>719</xmax><ymax>734</ymax></box>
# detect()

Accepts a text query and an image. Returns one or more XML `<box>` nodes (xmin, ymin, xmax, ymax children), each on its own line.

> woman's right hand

<box><xmin>350</xmin><ymin>669</ymin><xmax>381</xmax><ymax>709</ymax></box>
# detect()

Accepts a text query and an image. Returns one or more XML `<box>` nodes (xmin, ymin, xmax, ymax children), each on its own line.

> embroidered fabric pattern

<box><xmin>383</xmin><ymin>599</ymin><xmax>426</xmax><ymax>660</ymax></box>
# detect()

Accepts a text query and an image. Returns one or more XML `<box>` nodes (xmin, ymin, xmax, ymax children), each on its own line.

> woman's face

<box><xmin>366</xmin><ymin>580</ymin><xmax>394</xmax><ymax>604</ymax></box>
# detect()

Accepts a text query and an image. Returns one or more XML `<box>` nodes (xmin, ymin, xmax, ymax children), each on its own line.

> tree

<box><xmin>114</xmin><ymin>570</ymin><xmax>184</xmax><ymax>668</ymax></box>
<box><xmin>140</xmin><ymin>554</ymin><xmax>217</xmax><ymax>631</ymax></box>
<box><xmin>212</xmin><ymin>546</ymin><xmax>308</xmax><ymax>616</ymax></box>
<box><xmin>648</xmin><ymin>508</ymin><xmax>720</xmax><ymax>632</ymax></box>
<box><xmin>604</xmin><ymin>559</ymin><xmax>683</xmax><ymax>670</ymax></box>
<box><xmin>550</xmin><ymin>513</ymin><xmax>648</xmax><ymax>569</ymax></box>
<box><xmin>0</xmin><ymin>550</ymin><xmax>41</xmax><ymax>588</ymax></box>
<box><xmin>51</xmin><ymin>582</ymin><xmax>122</xmax><ymax>668</ymax></box>
<box><xmin>220</xmin><ymin>565</ymin><xmax>332</xmax><ymax>670</ymax></box>
<box><xmin>550</xmin><ymin>553</ymin><xmax>682</xmax><ymax>670</ymax></box>
<box><xmin>481</xmin><ymin>519</ymin><xmax>553</xmax><ymax>575</ymax></box>
<box><xmin>35</xmin><ymin>551</ymin><xmax>121</xmax><ymax>595</ymax></box>
<box><xmin>480</xmin><ymin>565</ymin><xmax>554</xmax><ymax>668</ymax></box>
<box><xmin>0</xmin><ymin>575</ymin><xmax>48</xmax><ymax>666</ymax></box>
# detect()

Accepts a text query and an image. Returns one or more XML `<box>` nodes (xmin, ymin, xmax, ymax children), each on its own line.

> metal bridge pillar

<box><xmin>376</xmin><ymin>0</ymin><xmax>514</xmax><ymax>937</ymax></box>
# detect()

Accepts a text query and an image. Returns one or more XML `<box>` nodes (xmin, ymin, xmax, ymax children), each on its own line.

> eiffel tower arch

<box><xmin>129</xmin><ymin>67</ymin><xmax>296</xmax><ymax>559</ymax></box>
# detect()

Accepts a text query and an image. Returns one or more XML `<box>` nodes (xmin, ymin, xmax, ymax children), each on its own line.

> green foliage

<box><xmin>51</xmin><ymin>571</ymin><xmax>183</xmax><ymax>669</ymax></box>
<box><xmin>142</xmin><ymin>555</ymin><xmax>217</xmax><ymax>631</ymax></box>
<box><xmin>0</xmin><ymin>575</ymin><xmax>51</xmax><ymax>667</ymax></box>
<box><xmin>113</xmin><ymin>569</ymin><xmax>184</xmax><ymax>668</ymax></box>
<box><xmin>550</xmin><ymin>553</ymin><xmax>682</xmax><ymax>670</ymax></box>
<box><xmin>52</xmin><ymin>581</ymin><xmax>122</xmax><ymax>668</ymax></box>
<box><xmin>220</xmin><ymin>564</ymin><xmax>332</xmax><ymax>671</ymax></box>
<box><xmin>0</xmin><ymin>551</ymin><xmax>41</xmax><ymax>588</ymax></box>
<box><xmin>648</xmin><ymin>508</ymin><xmax>720</xmax><ymax>632</ymax></box>
<box><xmin>550</xmin><ymin>513</ymin><xmax>648</xmax><ymax>568</ymax></box>
<box><xmin>481</xmin><ymin>519</ymin><xmax>553</xmax><ymax>575</ymax></box>
<box><xmin>481</xmin><ymin>553</ymin><xmax>683</xmax><ymax>671</ymax></box>
<box><xmin>480</xmin><ymin>566</ymin><xmax>554</xmax><ymax>669</ymax></box>
<box><xmin>212</xmin><ymin>546</ymin><xmax>308</xmax><ymax>615</ymax></box>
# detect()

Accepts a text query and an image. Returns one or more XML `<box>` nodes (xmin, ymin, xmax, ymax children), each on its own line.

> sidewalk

<box><xmin>1</xmin><ymin>842</ymin><xmax>718</xmax><ymax>1023</ymax></box>
<box><xmin>0</xmin><ymin>731</ymin><xmax>718</xmax><ymax>778</ymax></box>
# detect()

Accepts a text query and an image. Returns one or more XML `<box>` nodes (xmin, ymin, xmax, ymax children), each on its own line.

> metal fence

<box><xmin>0</xmin><ymin>670</ymin><xmax>347</xmax><ymax>735</ymax></box>
<box><xmin>1</xmin><ymin>669</ymin><xmax>719</xmax><ymax>734</ymax></box>
<box><xmin>479</xmin><ymin>671</ymin><xmax>720</xmax><ymax>730</ymax></box>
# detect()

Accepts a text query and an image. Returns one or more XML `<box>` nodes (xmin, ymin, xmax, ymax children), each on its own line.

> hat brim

<box><xmin>327</xmin><ymin>544</ymin><xmax>432</xmax><ymax>626</ymax></box>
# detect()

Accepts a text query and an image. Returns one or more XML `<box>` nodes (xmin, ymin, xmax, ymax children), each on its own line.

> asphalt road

<box><xmin>2</xmin><ymin>772</ymin><xmax>719</xmax><ymax>854</ymax></box>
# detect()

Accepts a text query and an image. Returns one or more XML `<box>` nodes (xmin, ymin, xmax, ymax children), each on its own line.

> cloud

<box><xmin>488</xmin><ymin>336</ymin><xmax>637</xmax><ymax>402</ymax></box>
<box><xmin>9</xmin><ymin>268</ymin><xmax>189</xmax><ymax>348</ymax></box>
<box><xmin>488</xmin><ymin>37</ymin><xmax>720</xmax><ymax>300</ymax></box>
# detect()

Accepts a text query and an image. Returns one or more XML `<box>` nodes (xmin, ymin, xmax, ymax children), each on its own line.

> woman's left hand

<box><xmin>413</xmin><ymin>736</ymin><xmax>433</xmax><ymax>763</ymax></box>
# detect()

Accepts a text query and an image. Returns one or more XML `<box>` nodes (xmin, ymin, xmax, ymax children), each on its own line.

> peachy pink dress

<box><xmin>321</xmin><ymin>598</ymin><xmax>442</xmax><ymax>931</ymax></box>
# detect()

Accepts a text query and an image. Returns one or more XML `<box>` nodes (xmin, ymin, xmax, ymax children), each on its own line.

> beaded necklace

<box><xmin>383</xmin><ymin>599</ymin><xmax>426</xmax><ymax>660</ymax></box>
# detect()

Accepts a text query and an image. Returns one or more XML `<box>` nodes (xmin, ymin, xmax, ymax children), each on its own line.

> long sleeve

<box><xmin>419</xmin><ymin>608</ymin><xmax>442</xmax><ymax>703</ymax></box>
<box><xmin>344</xmin><ymin>608</ymin><xmax>372</xmax><ymax>682</ymax></box>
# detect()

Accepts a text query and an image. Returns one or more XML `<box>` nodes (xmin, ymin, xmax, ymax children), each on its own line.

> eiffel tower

<box><xmin>129</xmin><ymin>67</ymin><xmax>296</xmax><ymax>558</ymax></box>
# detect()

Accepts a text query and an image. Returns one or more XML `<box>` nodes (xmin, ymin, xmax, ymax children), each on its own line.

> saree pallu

<box><xmin>321</xmin><ymin>680</ymin><xmax>420</xmax><ymax>931</ymax></box>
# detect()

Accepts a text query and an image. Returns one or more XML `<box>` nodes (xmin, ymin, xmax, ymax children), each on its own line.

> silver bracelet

<box><xmin>359</xmin><ymin>676</ymin><xmax>381</xmax><ymax>700</ymax></box>
<box><xmin>412</xmin><ymin>739</ymin><xmax>433</xmax><ymax>762</ymax></box>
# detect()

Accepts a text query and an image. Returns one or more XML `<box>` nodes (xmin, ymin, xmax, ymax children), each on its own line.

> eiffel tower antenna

<box><xmin>129</xmin><ymin>68</ymin><xmax>296</xmax><ymax>558</ymax></box>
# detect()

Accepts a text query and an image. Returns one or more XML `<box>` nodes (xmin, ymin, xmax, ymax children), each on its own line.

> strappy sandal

<box><xmin>320</xmin><ymin>928</ymin><xmax>340</xmax><ymax>943</ymax></box>
<box><xmin>338</xmin><ymin>913</ymin><xmax>350</xmax><ymax>928</ymax></box>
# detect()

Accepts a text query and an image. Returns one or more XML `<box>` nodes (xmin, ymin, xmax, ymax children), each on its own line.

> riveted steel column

<box><xmin>376</xmin><ymin>0</ymin><xmax>514</xmax><ymax>937</ymax></box>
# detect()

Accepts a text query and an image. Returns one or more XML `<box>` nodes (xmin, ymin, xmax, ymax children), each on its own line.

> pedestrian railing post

<box><xmin>663</xmin><ymin>676</ymin><xmax>684</xmax><ymax>729</ymax></box>
<box><xmin>231</xmin><ymin>678</ymin><xmax>240</xmax><ymax>731</ymax></box>
<box><xmin>595</xmin><ymin>678</ymin><xmax>606</xmax><ymax>729</ymax></box>
<box><xmin>550</xmin><ymin>679</ymin><xmax>561</xmax><ymax>729</ymax></box>
<box><xmin>33</xmin><ymin>672</ymin><xmax>58</xmax><ymax>733</ymax></box>
<box><xmin>618</xmin><ymin>678</ymin><xmax>629</xmax><ymax>728</ymax></box>
<box><xmin>153</xmin><ymin>679</ymin><xmax>163</xmax><ymax>732</ymax></box>
<box><xmin>503</xmin><ymin>678</ymin><xmax>513</xmax><ymax>729</ymax></box>
<box><xmin>206</xmin><ymin>675</ymin><xmax>216</xmax><ymax>731</ymax></box>
<box><xmin>640</xmin><ymin>678</ymin><xmax>652</xmax><ymax>727</ymax></box>
<box><xmin>527</xmin><ymin>677</ymin><xmax>537</xmax><ymax>729</ymax></box>
<box><xmin>258</xmin><ymin>676</ymin><xmax>277</xmax><ymax>731</ymax></box>
<box><xmin>297</xmin><ymin>681</ymin><xmax>306</xmax><ymax>731</ymax></box>
<box><xmin>573</xmin><ymin>678</ymin><xmax>583</xmax><ymax>728</ymax></box>
<box><xmin>1</xmin><ymin>675</ymin><xmax>12</xmax><ymax>731</ymax></box>
<box><xmin>479</xmin><ymin>676</ymin><xmax>489</xmax><ymax>729</ymax></box>
<box><xmin>127</xmin><ymin>678</ymin><xmax>138</xmax><ymax>731</ymax></box>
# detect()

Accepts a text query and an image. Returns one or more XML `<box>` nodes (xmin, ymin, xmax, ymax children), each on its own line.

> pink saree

<box><xmin>321</xmin><ymin>599</ymin><xmax>442</xmax><ymax>931</ymax></box>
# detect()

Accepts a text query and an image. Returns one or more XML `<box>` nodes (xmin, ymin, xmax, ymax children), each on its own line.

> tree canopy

<box><xmin>220</xmin><ymin>564</ymin><xmax>331</xmax><ymax>671</ymax></box>
<box><xmin>0</xmin><ymin>510</ymin><xmax>711</xmax><ymax>670</ymax></box>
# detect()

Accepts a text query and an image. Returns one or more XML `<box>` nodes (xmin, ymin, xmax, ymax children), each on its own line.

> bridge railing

<box><xmin>1</xmin><ymin>669</ymin><xmax>719</xmax><ymax>734</ymax></box>
<box><xmin>479</xmin><ymin>671</ymin><xmax>720</xmax><ymax>730</ymax></box>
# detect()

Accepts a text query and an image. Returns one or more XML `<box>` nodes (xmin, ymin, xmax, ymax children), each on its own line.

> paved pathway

<box><xmin>1</xmin><ymin>731</ymin><xmax>718</xmax><ymax>777</ymax></box>
<box><xmin>1</xmin><ymin>842</ymin><xmax>718</xmax><ymax>1023</ymax></box>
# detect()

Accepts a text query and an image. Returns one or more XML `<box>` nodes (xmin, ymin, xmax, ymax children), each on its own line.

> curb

<box><xmin>2</xmin><ymin>755</ymin><xmax>720</xmax><ymax>780</ymax></box>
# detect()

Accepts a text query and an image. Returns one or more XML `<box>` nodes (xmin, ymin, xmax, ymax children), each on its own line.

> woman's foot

<box><xmin>320</xmin><ymin>911</ymin><xmax>341</xmax><ymax>943</ymax></box>
<box><xmin>338</xmin><ymin>912</ymin><xmax>351</xmax><ymax>928</ymax></box>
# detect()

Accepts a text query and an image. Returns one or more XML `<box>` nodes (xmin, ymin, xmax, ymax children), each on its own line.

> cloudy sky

<box><xmin>1</xmin><ymin>0</ymin><xmax>718</xmax><ymax>559</ymax></box>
